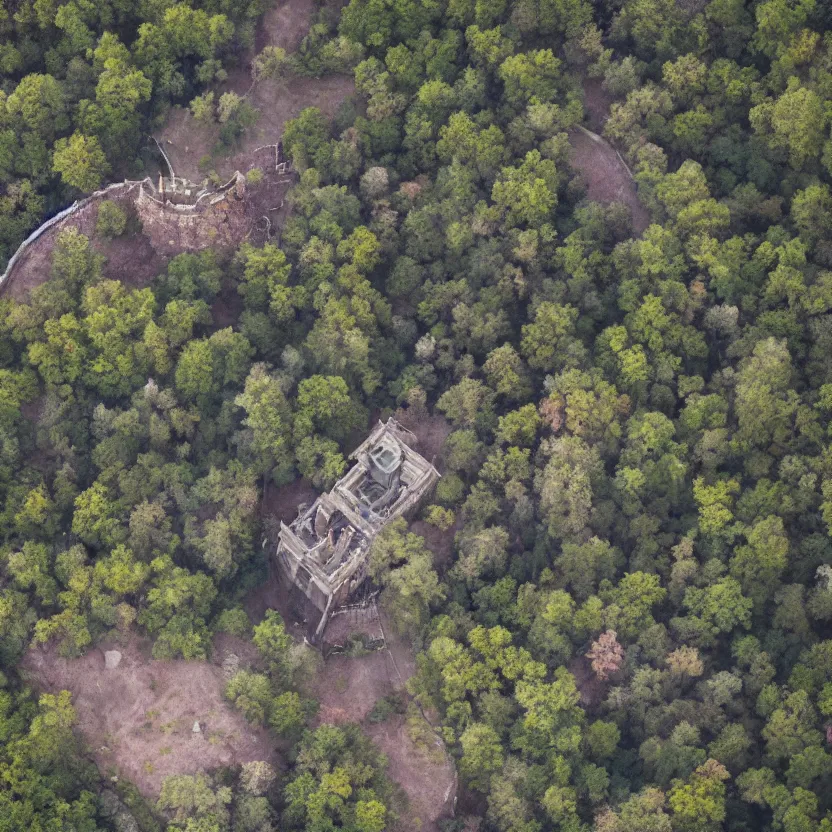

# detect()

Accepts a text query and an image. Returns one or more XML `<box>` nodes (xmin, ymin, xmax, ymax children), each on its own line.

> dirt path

<box><xmin>21</xmin><ymin>637</ymin><xmax>279</xmax><ymax>797</ymax></box>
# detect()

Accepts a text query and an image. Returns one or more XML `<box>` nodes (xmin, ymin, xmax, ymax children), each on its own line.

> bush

<box><xmin>246</xmin><ymin>168</ymin><xmax>264</xmax><ymax>186</ymax></box>
<box><xmin>368</xmin><ymin>692</ymin><xmax>407</xmax><ymax>723</ymax></box>
<box><xmin>214</xmin><ymin>607</ymin><xmax>251</xmax><ymax>638</ymax></box>
<box><xmin>96</xmin><ymin>201</ymin><xmax>127</xmax><ymax>239</ymax></box>
<box><xmin>425</xmin><ymin>505</ymin><xmax>455</xmax><ymax>530</ymax></box>
<box><xmin>435</xmin><ymin>473</ymin><xmax>465</xmax><ymax>506</ymax></box>
<box><xmin>225</xmin><ymin>671</ymin><xmax>273</xmax><ymax>724</ymax></box>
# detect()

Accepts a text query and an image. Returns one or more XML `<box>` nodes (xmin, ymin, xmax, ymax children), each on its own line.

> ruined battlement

<box><xmin>135</xmin><ymin>172</ymin><xmax>250</xmax><ymax>253</ymax></box>
<box><xmin>277</xmin><ymin>418</ymin><xmax>440</xmax><ymax>642</ymax></box>
<box><xmin>0</xmin><ymin>141</ymin><xmax>295</xmax><ymax>298</ymax></box>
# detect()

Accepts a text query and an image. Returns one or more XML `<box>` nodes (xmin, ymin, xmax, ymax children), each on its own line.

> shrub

<box><xmin>435</xmin><ymin>473</ymin><xmax>465</xmax><ymax>506</ymax></box>
<box><xmin>425</xmin><ymin>505</ymin><xmax>455</xmax><ymax>530</ymax></box>
<box><xmin>96</xmin><ymin>201</ymin><xmax>127</xmax><ymax>239</ymax></box>
<box><xmin>214</xmin><ymin>607</ymin><xmax>251</xmax><ymax>638</ymax></box>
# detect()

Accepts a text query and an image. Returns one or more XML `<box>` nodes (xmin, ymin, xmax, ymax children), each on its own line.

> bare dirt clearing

<box><xmin>3</xmin><ymin>193</ymin><xmax>164</xmax><ymax>302</ymax></box>
<box><xmin>367</xmin><ymin>714</ymin><xmax>457</xmax><ymax>832</ymax></box>
<box><xmin>312</xmin><ymin>650</ymin><xmax>397</xmax><ymax>724</ymax></box>
<box><xmin>257</xmin><ymin>0</ymin><xmax>316</xmax><ymax>53</ymax></box>
<box><xmin>582</xmin><ymin>77</ymin><xmax>613</xmax><ymax>134</ymax></box>
<box><xmin>307</xmin><ymin>612</ymin><xmax>456</xmax><ymax>832</ymax></box>
<box><xmin>569</xmin><ymin>126</ymin><xmax>650</xmax><ymax>235</ymax></box>
<box><xmin>21</xmin><ymin>637</ymin><xmax>279</xmax><ymax>797</ymax></box>
<box><xmin>156</xmin><ymin>0</ymin><xmax>355</xmax><ymax>184</ymax></box>
<box><xmin>393</xmin><ymin>409</ymin><xmax>452</xmax><ymax>469</ymax></box>
<box><xmin>569</xmin><ymin>78</ymin><xmax>650</xmax><ymax>236</ymax></box>
<box><xmin>158</xmin><ymin>74</ymin><xmax>355</xmax><ymax>184</ymax></box>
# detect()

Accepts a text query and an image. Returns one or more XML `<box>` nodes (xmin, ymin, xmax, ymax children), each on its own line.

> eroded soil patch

<box><xmin>21</xmin><ymin>637</ymin><xmax>279</xmax><ymax>797</ymax></box>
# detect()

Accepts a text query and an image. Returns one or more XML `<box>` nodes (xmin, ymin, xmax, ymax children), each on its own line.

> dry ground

<box><xmin>393</xmin><ymin>408</ymin><xmax>452</xmax><ymax>470</ymax></box>
<box><xmin>311</xmin><ymin>650</ymin><xmax>397</xmax><ymax>724</ymax></box>
<box><xmin>257</xmin><ymin>0</ymin><xmax>317</xmax><ymax>53</ymax></box>
<box><xmin>569</xmin><ymin>126</ymin><xmax>650</xmax><ymax>235</ymax></box>
<box><xmin>367</xmin><ymin>714</ymin><xmax>457</xmax><ymax>832</ymax></box>
<box><xmin>307</xmin><ymin>608</ymin><xmax>456</xmax><ymax>832</ymax></box>
<box><xmin>3</xmin><ymin>194</ymin><xmax>165</xmax><ymax>301</ymax></box>
<box><xmin>21</xmin><ymin>636</ymin><xmax>279</xmax><ymax>797</ymax></box>
<box><xmin>158</xmin><ymin>74</ymin><xmax>355</xmax><ymax>184</ymax></box>
<box><xmin>582</xmin><ymin>77</ymin><xmax>614</xmax><ymax>134</ymax></box>
<box><xmin>156</xmin><ymin>0</ymin><xmax>355</xmax><ymax>184</ymax></box>
<box><xmin>568</xmin><ymin>78</ymin><xmax>650</xmax><ymax>236</ymax></box>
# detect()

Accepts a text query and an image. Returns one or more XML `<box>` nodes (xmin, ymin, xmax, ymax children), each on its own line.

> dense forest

<box><xmin>3</xmin><ymin>0</ymin><xmax>832</xmax><ymax>829</ymax></box>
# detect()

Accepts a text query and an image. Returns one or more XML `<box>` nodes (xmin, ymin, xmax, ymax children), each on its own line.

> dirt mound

<box><xmin>569</xmin><ymin>126</ymin><xmax>650</xmax><ymax>235</ymax></box>
<box><xmin>3</xmin><ymin>0</ymin><xmax>346</xmax><ymax>303</ymax></box>
<box><xmin>21</xmin><ymin>637</ymin><xmax>279</xmax><ymax>797</ymax></box>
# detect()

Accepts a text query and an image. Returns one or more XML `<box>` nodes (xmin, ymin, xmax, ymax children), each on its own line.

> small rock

<box><xmin>192</xmin><ymin>721</ymin><xmax>202</xmax><ymax>734</ymax></box>
<box><xmin>104</xmin><ymin>650</ymin><xmax>122</xmax><ymax>670</ymax></box>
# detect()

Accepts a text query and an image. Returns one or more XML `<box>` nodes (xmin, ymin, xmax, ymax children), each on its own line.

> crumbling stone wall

<box><xmin>136</xmin><ymin>173</ymin><xmax>250</xmax><ymax>255</ymax></box>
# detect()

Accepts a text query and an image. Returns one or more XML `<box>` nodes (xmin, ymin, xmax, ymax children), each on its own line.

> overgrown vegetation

<box><xmin>4</xmin><ymin>0</ymin><xmax>832</xmax><ymax>829</ymax></box>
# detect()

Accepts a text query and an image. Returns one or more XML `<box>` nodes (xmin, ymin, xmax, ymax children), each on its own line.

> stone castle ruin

<box><xmin>277</xmin><ymin>418</ymin><xmax>440</xmax><ymax>642</ymax></box>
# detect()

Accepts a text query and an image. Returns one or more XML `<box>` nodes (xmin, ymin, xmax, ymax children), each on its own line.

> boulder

<box><xmin>192</xmin><ymin>721</ymin><xmax>202</xmax><ymax>734</ymax></box>
<box><xmin>104</xmin><ymin>650</ymin><xmax>122</xmax><ymax>670</ymax></box>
